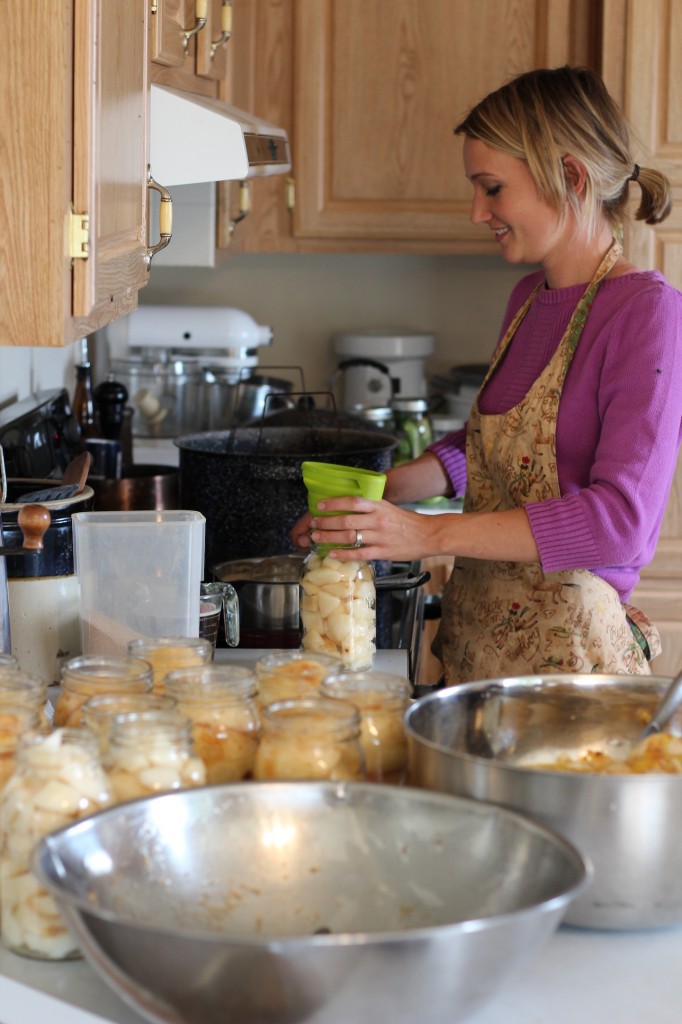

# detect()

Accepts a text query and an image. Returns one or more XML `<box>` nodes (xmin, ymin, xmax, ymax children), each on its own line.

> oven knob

<box><xmin>61</xmin><ymin>413</ymin><xmax>82</xmax><ymax>446</ymax></box>
<box><xmin>15</xmin><ymin>445</ymin><xmax>35</xmax><ymax>477</ymax></box>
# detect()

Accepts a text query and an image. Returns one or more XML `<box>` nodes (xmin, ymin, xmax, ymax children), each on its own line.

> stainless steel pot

<box><xmin>204</xmin><ymin>371</ymin><xmax>294</xmax><ymax>430</ymax></box>
<box><xmin>405</xmin><ymin>674</ymin><xmax>682</xmax><ymax>930</ymax></box>
<box><xmin>213</xmin><ymin>554</ymin><xmax>429</xmax><ymax>650</ymax></box>
<box><xmin>112</xmin><ymin>355</ymin><xmax>205</xmax><ymax>438</ymax></box>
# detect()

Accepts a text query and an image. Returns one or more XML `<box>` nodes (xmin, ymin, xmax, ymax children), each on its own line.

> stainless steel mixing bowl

<box><xmin>405</xmin><ymin>674</ymin><xmax>682</xmax><ymax>931</ymax></box>
<box><xmin>33</xmin><ymin>781</ymin><xmax>587</xmax><ymax>1024</ymax></box>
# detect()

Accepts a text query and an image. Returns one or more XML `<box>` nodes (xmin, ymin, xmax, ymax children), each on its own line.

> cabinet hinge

<box><xmin>150</xmin><ymin>0</ymin><xmax>158</xmax><ymax>13</ymax></box>
<box><xmin>286</xmin><ymin>175</ymin><xmax>295</xmax><ymax>212</ymax></box>
<box><xmin>69</xmin><ymin>210</ymin><xmax>90</xmax><ymax>259</ymax></box>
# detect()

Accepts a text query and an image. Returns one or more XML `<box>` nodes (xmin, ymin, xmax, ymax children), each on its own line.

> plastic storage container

<box><xmin>73</xmin><ymin>510</ymin><xmax>205</xmax><ymax>655</ymax></box>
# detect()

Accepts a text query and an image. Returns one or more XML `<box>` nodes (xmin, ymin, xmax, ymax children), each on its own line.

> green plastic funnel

<box><xmin>302</xmin><ymin>461</ymin><xmax>387</xmax><ymax>517</ymax></box>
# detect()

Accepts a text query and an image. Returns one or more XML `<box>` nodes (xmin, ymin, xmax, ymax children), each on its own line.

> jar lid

<box><xmin>392</xmin><ymin>397</ymin><xmax>429</xmax><ymax>413</ymax></box>
<box><xmin>349</xmin><ymin>406</ymin><xmax>394</xmax><ymax>424</ymax></box>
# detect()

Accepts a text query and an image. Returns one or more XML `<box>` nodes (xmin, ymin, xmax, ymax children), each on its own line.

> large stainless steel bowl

<box><xmin>405</xmin><ymin>674</ymin><xmax>682</xmax><ymax>931</ymax></box>
<box><xmin>33</xmin><ymin>782</ymin><xmax>587</xmax><ymax>1024</ymax></box>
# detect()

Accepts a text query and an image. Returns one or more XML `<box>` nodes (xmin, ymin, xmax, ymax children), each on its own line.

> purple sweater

<box><xmin>428</xmin><ymin>269</ymin><xmax>682</xmax><ymax>601</ymax></box>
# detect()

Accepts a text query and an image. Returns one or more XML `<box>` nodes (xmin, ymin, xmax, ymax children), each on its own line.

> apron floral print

<box><xmin>434</xmin><ymin>240</ymin><xmax>659</xmax><ymax>683</ymax></box>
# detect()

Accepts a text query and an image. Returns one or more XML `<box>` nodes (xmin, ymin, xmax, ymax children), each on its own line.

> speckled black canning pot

<box><xmin>176</xmin><ymin>426</ymin><xmax>397</xmax><ymax>573</ymax></box>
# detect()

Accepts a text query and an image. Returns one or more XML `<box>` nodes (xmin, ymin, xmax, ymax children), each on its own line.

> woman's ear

<box><xmin>562</xmin><ymin>155</ymin><xmax>588</xmax><ymax>196</ymax></box>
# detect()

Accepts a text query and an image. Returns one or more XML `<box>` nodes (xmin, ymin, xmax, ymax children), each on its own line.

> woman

<box><xmin>292</xmin><ymin>66</ymin><xmax>682</xmax><ymax>682</ymax></box>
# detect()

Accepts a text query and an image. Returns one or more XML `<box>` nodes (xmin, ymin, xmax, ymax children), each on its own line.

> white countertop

<box><xmin>1</xmin><ymin>924</ymin><xmax>680</xmax><ymax>1024</ymax></box>
<box><xmin>7</xmin><ymin>646</ymin><xmax>679</xmax><ymax>1023</ymax></box>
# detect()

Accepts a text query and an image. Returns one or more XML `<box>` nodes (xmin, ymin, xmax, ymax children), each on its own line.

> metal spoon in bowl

<box><xmin>637</xmin><ymin>666</ymin><xmax>682</xmax><ymax>740</ymax></box>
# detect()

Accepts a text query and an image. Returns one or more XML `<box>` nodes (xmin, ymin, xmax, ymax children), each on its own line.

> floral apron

<box><xmin>434</xmin><ymin>241</ymin><xmax>660</xmax><ymax>683</ymax></box>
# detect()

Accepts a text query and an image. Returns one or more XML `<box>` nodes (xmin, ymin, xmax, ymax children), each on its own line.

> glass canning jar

<box><xmin>299</xmin><ymin>549</ymin><xmax>376</xmax><ymax>671</ymax></box>
<box><xmin>252</xmin><ymin>697</ymin><xmax>365</xmax><ymax>782</ymax></box>
<box><xmin>164</xmin><ymin>665</ymin><xmax>260</xmax><ymax>783</ymax></box>
<box><xmin>0</xmin><ymin>668</ymin><xmax>51</xmax><ymax>729</ymax></box>
<box><xmin>320</xmin><ymin>671</ymin><xmax>411</xmax><ymax>783</ymax></box>
<box><xmin>127</xmin><ymin>636</ymin><xmax>214</xmax><ymax>694</ymax></box>
<box><xmin>53</xmin><ymin>654</ymin><xmax>153</xmax><ymax>728</ymax></box>
<box><xmin>0</xmin><ymin>704</ymin><xmax>43</xmax><ymax>792</ymax></box>
<box><xmin>104</xmin><ymin>708</ymin><xmax>206</xmax><ymax>801</ymax></box>
<box><xmin>81</xmin><ymin>691</ymin><xmax>178</xmax><ymax>754</ymax></box>
<box><xmin>392</xmin><ymin>397</ymin><xmax>434</xmax><ymax>465</ymax></box>
<box><xmin>0</xmin><ymin>728</ymin><xmax>112</xmax><ymax>959</ymax></box>
<box><xmin>254</xmin><ymin>650</ymin><xmax>338</xmax><ymax>709</ymax></box>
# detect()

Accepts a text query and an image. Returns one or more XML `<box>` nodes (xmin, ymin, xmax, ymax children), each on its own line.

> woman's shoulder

<box><xmin>598</xmin><ymin>269</ymin><xmax>682</xmax><ymax>316</ymax></box>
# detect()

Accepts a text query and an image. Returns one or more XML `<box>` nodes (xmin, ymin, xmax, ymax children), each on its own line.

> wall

<box><xmin>0</xmin><ymin>345</ymin><xmax>79</xmax><ymax>409</ymax></box>
<box><xmin>0</xmin><ymin>253</ymin><xmax>528</xmax><ymax>408</ymax></box>
<box><xmin>134</xmin><ymin>252</ymin><xmax>527</xmax><ymax>393</ymax></box>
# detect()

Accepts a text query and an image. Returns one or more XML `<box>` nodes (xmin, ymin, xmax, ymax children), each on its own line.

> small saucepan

<box><xmin>213</xmin><ymin>554</ymin><xmax>429</xmax><ymax>649</ymax></box>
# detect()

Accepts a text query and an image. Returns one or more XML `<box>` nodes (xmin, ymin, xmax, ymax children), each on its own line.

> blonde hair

<box><xmin>455</xmin><ymin>66</ymin><xmax>672</xmax><ymax>237</ymax></box>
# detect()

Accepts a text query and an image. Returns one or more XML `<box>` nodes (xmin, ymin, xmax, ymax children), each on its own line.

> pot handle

<box><xmin>375</xmin><ymin>569</ymin><xmax>431</xmax><ymax>592</ymax></box>
<box><xmin>222</xmin><ymin>583</ymin><xmax>240</xmax><ymax>647</ymax></box>
<box><xmin>202</xmin><ymin>581</ymin><xmax>240</xmax><ymax>647</ymax></box>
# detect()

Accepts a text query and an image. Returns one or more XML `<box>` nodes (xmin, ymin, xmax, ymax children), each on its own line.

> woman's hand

<box><xmin>309</xmin><ymin>497</ymin><xmax>443</xmax><ymax>562</ymax></box>
<box><xmin>309</xmin><ymin>499</ymin><xmax>540</xmax><ymax>564</ymax></box>
<box><xmin>290</xmin><ymin>509</ymin><xmax>314</xmax><ymax>551</ymax></box>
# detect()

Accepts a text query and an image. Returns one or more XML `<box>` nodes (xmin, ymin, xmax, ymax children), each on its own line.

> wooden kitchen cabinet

<box><xmin>1</xmin><ymin>0</ymin><xmax>151</xmax><ymax>347</ymax></box>
<box><xmin>219</xmin><ymin>0</ymin><xmax>601</xmax><ymax>254</ymax></box>
<box><xmin>150</xmin><ymin>0</ymin><xmax>230</xmax><ymax>95</ymax></box>
<box><xmin>602</xmin><ymin>0</ymin><xmax>682</xmax><ymax>676</ymax></box>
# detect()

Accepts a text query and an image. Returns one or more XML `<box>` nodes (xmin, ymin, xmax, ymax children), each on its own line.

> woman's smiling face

<box><xmin>462</xmin><ymin>137</ymin><xmax>574</xmax><ymax>270</ymax></box>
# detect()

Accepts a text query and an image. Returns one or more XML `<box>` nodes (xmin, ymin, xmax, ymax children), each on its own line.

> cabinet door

<box><xmin>290</xmin><ymin>0</ymin><xmax>599</xmax><ymax>251</ymax></box>
<box><xmin>151</xmin><ymin>0</ymin><xmax>227</xmax><ymax>94</ymax></box>
<box><xmin>221</xmin><ymin>0</ymin><xmax>599</xmax><ymax>254</ymax></box>
<box><xmin>71</xmin><ymin>0</ymin><xmax>150</xmax><ymax>334</ymax></box>
<box><xmin>216</xmin><ymin>0</ymin><xmax>296</xmax><ymax>252</ymax></box>
<box><xmin>0</xmin><ymin>0</ymin><xmax>149</xmax><ymax>346</ymax></box>
<box><xmin>602</xmin><ymin>0</ymin><xmax>682</xmax><ymax>675</ymax></box>
<box><xmin>196</xmin><ymin>0</ymin><xmax>232</xmax><ymax>80</ymax></box>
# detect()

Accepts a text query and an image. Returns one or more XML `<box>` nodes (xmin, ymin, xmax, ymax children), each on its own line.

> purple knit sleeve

<box><xmin>426</xmin><ymin>427</ymin><xmax>468</xmax><ymax>497</ymax></box>
<box><xmin>526</xmin><ymin>280</ymin><xmax>682</xmax><ymax>577</ymax></box>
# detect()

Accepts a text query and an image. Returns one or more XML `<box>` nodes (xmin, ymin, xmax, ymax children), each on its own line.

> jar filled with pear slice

<box><xmin>0</xmin><ymin>728</ymin><xmax>113</xmax><ymax>959</ymax></box>
<box><xmin>299</xmin><ymin>550</ymin><xmax>376</xmax><ymax>671</ymax></box>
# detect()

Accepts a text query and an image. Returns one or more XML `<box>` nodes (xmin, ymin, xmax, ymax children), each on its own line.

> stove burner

<box><xmin>0</xmin><ymin>389</ymin><xmax>81</xmax><ymax>478</ymax></box>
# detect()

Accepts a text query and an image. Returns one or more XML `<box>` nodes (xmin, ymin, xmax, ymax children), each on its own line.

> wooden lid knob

<box><xmin>17</xmin><ymin>504</ymin><xmax>51</xmax><ymax>551</ymax></box>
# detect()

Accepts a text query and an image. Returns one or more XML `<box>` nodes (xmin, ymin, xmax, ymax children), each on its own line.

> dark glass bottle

<box><xmin>72</xmin><ymin>360</ymin><xmax>100</xmax><ymax>444</ymax></box>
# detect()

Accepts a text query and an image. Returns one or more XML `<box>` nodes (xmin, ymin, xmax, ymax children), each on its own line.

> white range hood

<box><xmin>150</xmin><ymin>84</ymin><xmax>291</xmax><ymax>186</ymax></box>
